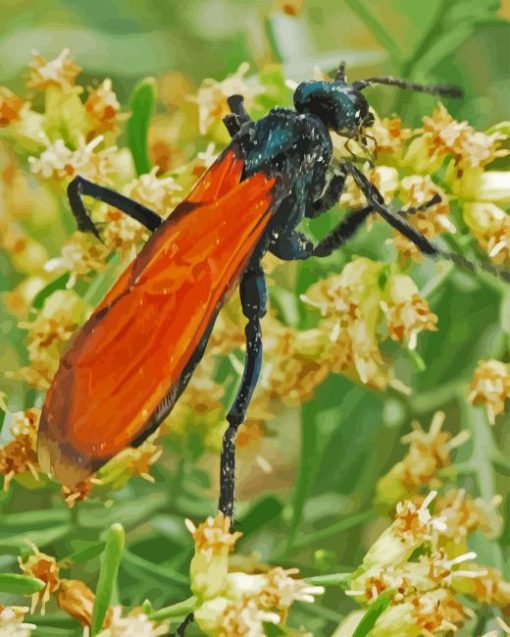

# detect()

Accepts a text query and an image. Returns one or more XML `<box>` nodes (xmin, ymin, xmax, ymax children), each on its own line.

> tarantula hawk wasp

<box><xmin>38</xmin><ymin>63</ymin><xmax>509</xmax><ymax>530</ymax></box>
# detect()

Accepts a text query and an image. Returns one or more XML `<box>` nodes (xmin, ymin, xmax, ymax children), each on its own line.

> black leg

<box><xmin>345</xmin><ymin>162</ymin><xmax>510</xmax><ymax>282</ymax></box>
<box><xmin>67</xmin><ymin>175</ymin><xmax>163</xmax><ymax>239</ymax></box>
<box><xmin>169</xmin><ymin>613</ymin><xmax>194</xmax><ymax>637</ymax></box>
<box><xmin>272</xmin><ymin>192</ymin><xmax>443</xmax><ymax>261</ymax></box>
<box><xmin>306</xmin><ymin>171</ymin><xmax>347</xmax><ymax>218</ymax></box>
<box><xmin>218</xmin><ymin>260</ymin><xmax>266</xmax><ymax>519</ymax></box>
<box><xmin>223</xmin><ymin>94</ymin><xmax>252</xmax><ymax>137</ymax></box>
<box><xmin>271</xmin><ymin>205</ymin><xmax>372</xmax><ymax>260</ymax></box>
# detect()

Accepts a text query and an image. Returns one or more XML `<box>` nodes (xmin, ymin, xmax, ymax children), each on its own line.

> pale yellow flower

<box><xmin>469</xmin><ymin>359</ymin><xmax>510</xmax><ymax>423</ymax></box>
<box><xmin>44</xmin><ymin>231</ymin><xmax>109</xmax><ymax>285</ymax></box>
<box><xmin>28</xmin><ymin>49</ymin><xmax>81</xmax><ymax>92</ymax></box>
<box><xmin>124</xmin><ymin>168</ymin><xmax>182</xmax><ymax>217</ymax></box>
<box><xmin>0</xmin><ymin>409</ymin><xmax>40</xmax><ymax>490</ymax></box>
<box><xmin>188</xmin><ymin>514</ymin><xmax>323</xmax><ymax>636</ymax></box>
<box><xmin>191</xmin><ymin>63</ymin><xmax>262</xmax><ymax>134</ymax></box>
<box><xmin>464</xmin><ymin>203</ymin><xmax>510</xmax><ymax>264</ymax></box>
<box><xmin>0</xmin><ymin>606</ymin><xmax>36</xmax><ymax>637</ymax></box>
<box><xmin>434</xmin><ymin>489</ymin><xmax>503</xmax><ymax>542</ymax></box>
<box><xmin>187</xmin><ymin>513</ymin><xmax>241</xmax><ymax>599</ymax></box>
<box><xmin>357</xmin><ymin>492</ymin><xmax>441</xmax><ymax>573</ymax></box>
<box><xmin>376</xmin><ymin>412</ymin><xmax>469</xmax><ymax>507</ymax></box>
<box><xmin>85</xmin><ymin>79</ymin><xmax>121</xmax><ymax>134</ymax></box>
<box><xmin>29</xmin><ymin>135</ymin><xmax>118</xmax><ymax>183</ymax></box>
<box><xmin>94</xmin><ymin>606</ymin><xmax>168</xmax><ymax>637</ymax></box>
<box><xmin>9</xmin><ymin>290</ymin><xmax>88</xmax><ymax>389</ymax></box>
<box><xmin>96</xmin><ymin>438</ymin><xmax>163</xmax><ymax>491</ymax></box>
<box><xmin>382</xmin><ymin>274</ymin><xmax>437</xmax><ymax>349</ymax></box>
<box><xmin>421</xmin><ymin>104</ymin><xmax>507</xmax><ymax>169</ymax></box>
<box><xmin>370</xmin><ymin>114</ymin><xmax>413</xmax><ymax>161</ymax></box>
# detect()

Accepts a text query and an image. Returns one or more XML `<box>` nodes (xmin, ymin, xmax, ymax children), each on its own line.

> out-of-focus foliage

<box><xmin>0</xmin><ymin>1</ymin><xmax>509</xmax><ymax>636</ymax></box>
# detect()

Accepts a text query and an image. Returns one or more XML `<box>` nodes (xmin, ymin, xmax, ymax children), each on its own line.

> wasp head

<box><xmin>293</xmin><ymin>71</ymin><xmax>374</xmax><ymax>139</ymax></box>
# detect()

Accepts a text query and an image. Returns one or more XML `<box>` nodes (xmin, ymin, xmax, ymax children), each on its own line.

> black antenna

<box><xmin>353</xmin><ymin>76</ymin><xmax>462</xmax><ymax>99</ymax></box>
<box><xmin>335</xmin><ymin>61</ymin><xmax>346</xmax><ymax>83</ymax></box>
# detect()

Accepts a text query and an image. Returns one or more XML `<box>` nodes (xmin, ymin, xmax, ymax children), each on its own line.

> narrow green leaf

<box><xmin>0</xmin><ymin>509</ymin><xmax>70</xmax><ymax>531</ymax></box>
<box><xmin>345</xmin><ymin>0</ymin><xmax>402</xmax><ymax>63</ymax></box>
<box><xmin>0</xmin><ymin>525</ymin><xmax>71</xmax><ymax>554</ymax></box>
<box><xmin>0</xmin><ymin>573</ymin><xmax>45</xmax><ymax>595</ymax></box>
<box><xmin>63</xmin><ymin>541</ymin><xmax>105</xmax><ymax>564</ymax></box>
<box><xmin>90</xmin><ymin>524</ymin><xmax>125</xmax><ymax>636</ymax></box>
<box><xmin>290</xmin><ymin>509</ymin><xmax>376</xmax><ymax>552</ymax></box>
<box><xmin>127</xmin><ymin>77</ymin><xmax>156</xmax><ymax>176</ymax></box>
<box><xmin>238</xmin><ymin>495</ymin><xmax>283</xmax><ymax>538</ymax></box>
<box><xmin>352</xmin><ymin>589</ymin><xmax>395</xmax><ymax>637</ymax></box>
<box><xmin>122</xmin><ymin>550</ymin><xmax>189</xmax><ymax>586</ymax></box>
<box><xmin>286</xmin><ymin>405</ymin><xmax>319</xmax><ymax>550</ymax></box>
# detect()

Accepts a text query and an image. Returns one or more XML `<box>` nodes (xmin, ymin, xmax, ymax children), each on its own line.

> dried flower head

<box><xmin>18</xmin><ymin>543</ymin><xmax>61</xmax><ymax>614</ymax></box>
<box><xmin>0</xmin><ymin>87</ymin><xmax>24</xmax><ymax>127</ymax></box>
<box><xmin>56</xmin><ymin>579</ymin><xmax>97</xmax><ymax>627</ymax></box>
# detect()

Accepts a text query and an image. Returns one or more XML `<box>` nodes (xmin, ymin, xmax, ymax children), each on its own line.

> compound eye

<box><xmin>352</xmin><ymin>92</ymin><xmax>370</xmax><ymax>126</ymax></box>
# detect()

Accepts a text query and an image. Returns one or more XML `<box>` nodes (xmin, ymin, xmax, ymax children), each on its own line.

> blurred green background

<box><xmin>1</xmin><ymin>0</ymin><xmax>509</xmax><ymax>125</ymax></box>
<box><xmin>1</xmin><ymin>1</ymin><xmax>510</xmax><ymax>636</ymax></box>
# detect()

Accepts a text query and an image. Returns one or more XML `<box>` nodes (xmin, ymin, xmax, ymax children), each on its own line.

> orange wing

<box><xmin>38</xmin><ymin>150</ymin><xmax>277</xmax><ymax>486</ymax></box>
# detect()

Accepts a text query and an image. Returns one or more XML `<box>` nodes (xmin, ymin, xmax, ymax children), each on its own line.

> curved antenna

<box><xmin>353</xmin><ymin>76</ymin><xmax>462</xmax><ymax>99</ymax></box>
<box><xmin>335</xmin><ymin>61</ymin><xmax>346</xmax><ymax>83</ymax></box>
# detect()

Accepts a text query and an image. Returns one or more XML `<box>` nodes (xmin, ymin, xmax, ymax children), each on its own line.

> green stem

<box><xmin>149</xmin><ymin>596</ymin><xmax>197</xmax><ymax>622</ymax></box>
<box><xmin>305</xmin><ymin>572</ymin><xmax>351</xmax><ymax>587</ymax></box>
<box><xmin>393</xmin><ymin>1</ymin><xmax>451</xmax><ymax>114</ymax></box>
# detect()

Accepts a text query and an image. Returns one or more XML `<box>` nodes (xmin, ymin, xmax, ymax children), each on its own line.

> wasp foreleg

<box><xmin>345</xmin><ymin>162</ymin><xmax>510</xmax><ymax>283</ymax></box>
<box><xmin>67</xmin><ymin>175</ymin><xmax>163</xmax><ymax>240</ymax></box>
<box><xmin>271</xmin><ymin>205</ymin><xmax>372</xmax><ymax>260</ymax></box>
<box><xmin>218</xmin><ymin>260</ymin><xmax>266</xmax><ymax>520</ymax></box>
<box><xmin>307</xmin><ymin>171</ymin><xmax>347</xmax><ymax>218</ymax></box>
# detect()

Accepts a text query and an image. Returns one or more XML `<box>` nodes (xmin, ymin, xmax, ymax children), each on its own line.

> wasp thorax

<box><xmin>293</xmin><ymin>80</ymin><xmax>373</xmax><ymax>137</ymax></box>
